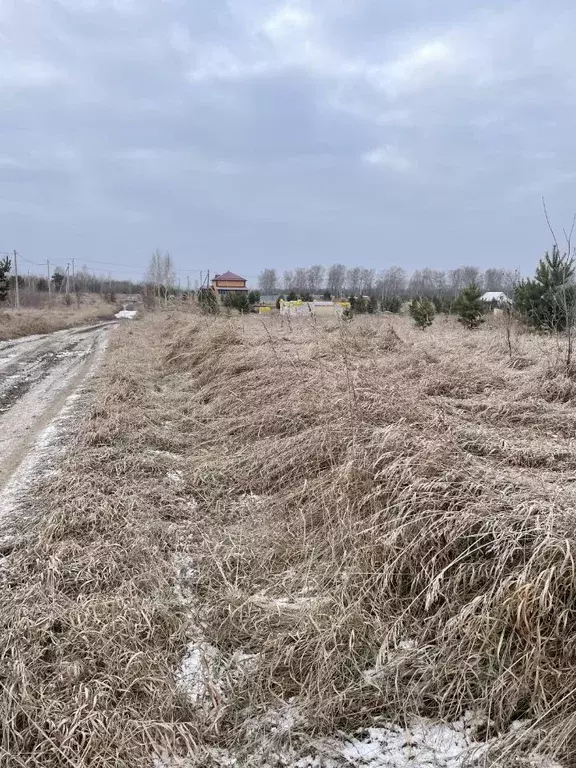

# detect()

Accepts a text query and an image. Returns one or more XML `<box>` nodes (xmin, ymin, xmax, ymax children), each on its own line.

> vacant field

<box><xmin>0</xmin><ymin>298</ymin><xmax>117</xmax><ymax>341</ymax></box>
<box><xmin>1</xmin><ymin>311</ymin><xmax>575</xmax><ymax>766</ymax></box>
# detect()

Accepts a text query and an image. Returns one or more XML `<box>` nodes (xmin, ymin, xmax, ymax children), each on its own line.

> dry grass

<box><xmin>2</xmin><ymin>311</ymin><xmax>576</xmax><ymax>766</ymax></box>
<box><xmin>0</xmin><ymin>321</ymin><xmax>195</xmax><ymax>766</ymax></box>
<box><xmin>0</xmin><ymin>297</ymin><xmax>116</xmax><ymax>342</ymax></box>
<box><xmin>160</xmin><ymin>312</ymin><xmax>576</xmax><ymax>764</ymax></box>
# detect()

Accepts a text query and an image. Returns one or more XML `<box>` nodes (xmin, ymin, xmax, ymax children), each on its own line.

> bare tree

<box><xmin>162</xmin><ymin>251</ymin><xmax>176</xmax><ymax>306</ymax></box>
<box><xmin>307</xmin><ymin>265</ymin><xmax>325</xmax><ymax>295</ymax></box>
<box><xmin>146</xmin><ymin>249</ymin><xmax>163</xmax><ymax>301</ymax></box>
<box><xmin>294</xmin><ymin>267</ymin><xmax>308</xmax><ymax>295</ymax></box>
<box><xmin>146</xmin><ymin>249</ymin><xmax>175</xmax><ymax>306</ymax></box>
<box><xmin>409</xmin><ymin>270</ymin><xmax>424</xmax><ymax>296</ymax></box>
<box><xmin>283</xmin><ymin>270</ymin><xmax>296</xmax><ymax>292</ymax></box>
<box><xmin>259</xmin><ymin>269</ymin><xmax>278</xmax><ymax>295</ymax></box>
<box><xmin>377</xmin><ymin>266</ymin><xmax>407</xmax><ymax>297</ymax></box>
<box><xmin>449</xmin><ymin>266</ymin><xmax>481</xmax><ymax>295</ymax></box>
<box><xmin>360</xmin><ymin>268</ymin><xmax>375</xmax><ymax>296</ymax></box>
<box><xmin>346</xmin><ymin>266</ymin><xmax>363</xmax><ymax>296</ymax></box>
<box><xmin>327</xmin><ymin>263</ymin><xmax>347</xmax><ymax>298</ymax></box>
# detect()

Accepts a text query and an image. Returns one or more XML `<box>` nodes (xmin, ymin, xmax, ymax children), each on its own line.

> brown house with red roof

<box><xmin>211</xmin><ymin>271</ymin><xmax>248</xmax><ymax>297</ymax></box>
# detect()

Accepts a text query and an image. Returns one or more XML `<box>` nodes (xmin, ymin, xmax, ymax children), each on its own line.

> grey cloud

<box><xmin>0</xmin><ymin>0</ymin><xmax>575</xmax><ymax>278</ymax></box>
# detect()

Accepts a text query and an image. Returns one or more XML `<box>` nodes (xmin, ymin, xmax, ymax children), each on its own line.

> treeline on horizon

<box><xmin>4</xmin><ymin>261</ymin><xmax>517</xmax><ymax>302</ymax></box>
<box><xmin>4</xmin><ymin>266</ymin><xmax>142</xmax><ymax>297</ymax></box>
<box><xmin>258</xmin><ymin>265</ymin><xmax>518</xmax><ymax>298</ymax></box>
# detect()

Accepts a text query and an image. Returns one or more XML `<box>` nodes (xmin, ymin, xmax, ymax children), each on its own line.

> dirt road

<box><xmin>0</xmin><ymin>322</ymin><xmax>112</xmax><ymax>524</ymax></box>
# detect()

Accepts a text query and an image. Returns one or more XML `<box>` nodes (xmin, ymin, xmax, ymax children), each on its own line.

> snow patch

<box><xmin>176</xmin><ymin>641</ymin><xmax>222</xmax><ymax>706</ymax></box>
<box><xmin>115</xmin><ymin>309</ymin><xmax>138</xmax><ymax>319</ymax></box>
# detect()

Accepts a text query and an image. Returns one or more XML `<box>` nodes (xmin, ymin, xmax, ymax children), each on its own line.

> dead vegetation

<box><xmin>162</xmin><ymin>313</ymin><xmax>576</xmax><ymax>765</ymax></box>
<box><xmin>0</xmin><ymin>323</ymin><xmax>195</xmax><ymax>767</ymax></box>
<box><xmin>0</xmin><ymin>298</ymin><xmax>116</xmax><ymax>342</ymax></box>
<box><xmin>2</xmin><ymin>311</ymin><xmax>576</xmax><ymax>766</ymax></box>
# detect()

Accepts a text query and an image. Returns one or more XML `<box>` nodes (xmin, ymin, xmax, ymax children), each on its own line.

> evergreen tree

<box><xmin>368</xmin><ymin>295</ymin><xmax>378</xmax><ymax>314</ymax></box>
<box><xmin>248</xmin><ymin>290</ymin><xmax>260</xmax><ymax>305</ymax></box>
<box><xmin>223</xmin><ymin>292</ymin><xmax>251</xmax><ymax>313</ymax></box>
<box><xmin>52</xmin><ymin>269</ymin><xmax>65</xmax><ymax>292</ymax></box>
<box><xmin>409</xmin><ymin>297</ymin><xmax>435</xmax><ymax>330</ymax></box>
<box><xmin>286</xmin><ymin>291</ymin><xmax>298</xmax><ymax>302</ymax></box>
<box><xmin>197</xmin><ymin>288</ymin><xmax>219</xmax><ymax>314</ymax></box>
<box><xmin>353</xmin><ymin>296</ymin><xmax>368</xmax><ymax>314</ymax></box>
<box><xmin>515</xmin><ymin>245</ymin><xmax>576</xmax><ymax>331</ymax></box>
<box><xmin>0</xmin><ymin>255</ymin><xmax>12</xmax><ymax>301</ymax></box>
<box><xmin>322</xmin><ymin>291</ymin><xmax>332</xmax><ymax>301</ymax></box>
<box><xmin>454</xmin><ymin>282</ymin><xmax>485</xmax><ymax>329</ymax></box>
<box><xmin>276</xmin><ymin>295</ymin><xmax>285</xmax><ymax>309</ymax></box>
<box><xmin>380</xmin><ymin>296</ymin><xmax>403</xmax><ymax>314</ymax></box>
<box><xmin>301</xmin><ymin>292</ymin><xmax>314</xmax><ymax>302</ymax></box>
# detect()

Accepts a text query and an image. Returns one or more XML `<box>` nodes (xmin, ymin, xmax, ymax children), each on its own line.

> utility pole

<box><xmin>65</xmin><ymin>263</ymin><xmax>70</xmax><ymax>295</ymax></box>
<box><xmin>13</xmin><ymin>250</ymin><xmax>19</xmax><ymax>309</ymax></box>
<box><xmin>47</xmin><ymin>259</ymin><xmax>51</xmax><ymax>300</ymax></box>
<box><xmin>72</xmin><ymin>258</ymin><xmax>75</xmax><ymax>294</ymax></box>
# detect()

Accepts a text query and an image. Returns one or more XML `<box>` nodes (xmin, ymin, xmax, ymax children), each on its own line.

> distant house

<box><xmin>480</xmin><ymin>291</ymin><xmax>511</xmax><ymax>306</ymax></box>
<box><xmin>211</xmin><ymin>271</ymin><xmax>248</xmax><ymax>297</ymax></box>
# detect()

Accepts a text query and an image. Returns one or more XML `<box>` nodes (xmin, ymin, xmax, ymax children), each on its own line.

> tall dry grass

<box><xmin>0</xmin><ymin>297</ymin><xmax>116</xmax><ymax>342</ymax></box>
<box><xmin>160</xmin><ymin>312</ymin><xmax>576</xmax><ymax>764</ymax></box>
<box><xmin>2</xmin><ymin>311</ymin><xmax>575</xmax><ymax>765</ymax></box>
<box><xmin>0</xmin><ymin>321</ymin><xmax>196</xmax><ymax>767</ymax></box>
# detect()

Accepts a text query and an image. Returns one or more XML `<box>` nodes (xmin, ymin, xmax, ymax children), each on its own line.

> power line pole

<box><xmin>72</xmin><ymin>258</ymin><xmax>75</xmax><ymax>294</ymax></box>
<box><xmin>13</xmin><ymin>250</ymin><xmax>19</xmax><ymax>309</ymax></box>
<box><xmin>47</xmin><ymin>259</ymin><xmax>51</xmax><ymax>300</ymax></box>
<box><xmin>65</xmin><ymin>263</ymin><xmax>70</xmax><ymax>295</ymax></box>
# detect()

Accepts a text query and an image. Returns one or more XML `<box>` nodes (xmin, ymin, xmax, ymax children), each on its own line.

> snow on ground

<box><xmin>115</xmin><ymin>309</ymin><xmax>138</xmax><ymax>319</ymax></box>
<box><xmin>156</xmin><ymin>604</ymin><xmax>564</xmax><ymax>768</ymax></box>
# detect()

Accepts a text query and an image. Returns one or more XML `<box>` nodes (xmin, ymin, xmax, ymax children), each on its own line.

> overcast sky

<box><xmin>1</xmin><ymin>0</ymin><xmax>575</xmax><ymax>283</ymax></box>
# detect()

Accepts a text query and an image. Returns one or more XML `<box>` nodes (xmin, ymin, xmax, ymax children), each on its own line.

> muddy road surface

<box><xmin>0</xmin><ymin>322</ymin><xmax>112</xmax><ymax>523</ymax></box>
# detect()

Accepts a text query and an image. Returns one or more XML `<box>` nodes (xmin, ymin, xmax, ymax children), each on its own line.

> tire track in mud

<box><xmin>0</xmin><ymin>323</ymin><xmax>112</xmax><ymax>529</ymax></box>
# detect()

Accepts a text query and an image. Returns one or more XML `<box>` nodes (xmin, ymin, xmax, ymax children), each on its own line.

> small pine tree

<box><xmin>380</xmin><ymin>296</ymin><xmax>403</xmax><ymax>314</ymax></box>
<box><xmin>322</xmin><ymin>291</ymin><xmax>331</xmax><ymax>301</ymax></box>
<box><xmin>52</xmin><ymin>270</ymin><xmax>65</xmax><ymax>292</ymax></box>
<box><xmin>248</xmin><ymin>290</ymin><xmax>260</xmax><ymax>305</ymax></box>
<box><xmin>355</xmin><ymin>297</ymin><xmax>368</xmax><ymax>314</ymax></box>
<box><xmin>409</xmin><ymin>297</ymin><xmax>435</xmax><ymax>330</ymax></box>
<box><xmin>301</xmin><ymin>292</ymin><xmax>314</xmax><ymax>302</ymax></box>
<box><xmin>197</xmin><ymin>288</ymin><xmax>219</xmax><ymax>314</ymax></box>
<box><xmin>276</xmin><ymin>295</ymin><xmax>285</xmax><ymax>309</ymax></box>
<box><xmin>0</xmin><ymin>255</ymin><xmax>11</xmax><ymax>302</ymax></box>
<box><xmin>286</xmin><ymin>291</ymin><xmax>298</xmax><ymax>302</ymax></box>
<box><xmin>515</xmin><ymin>245</ymin><xmax>576</xmax><ymax>331</ymax></box>
<box><xmin>223</xmin><ymin>292</ymin><xmax>250</xmax><ymax>313</ymax></box>
<box><xmin>368</xmin><ymin>295</ymin><xmax>378</xmax><ymax>314</ymax></box>
<box><xmin>455</xmin><ymin>282</ymin><xmax>485</xmax><ymax>329</ymax></box>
